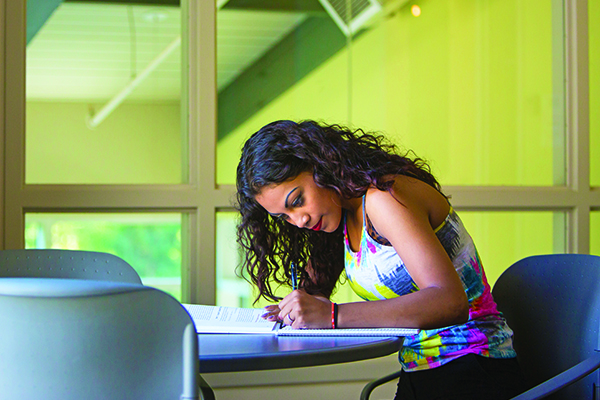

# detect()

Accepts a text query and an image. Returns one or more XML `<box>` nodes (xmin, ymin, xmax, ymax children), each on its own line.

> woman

<box><xmin>236</xmin><ymin>120</ymin><xmax>525</xmax><ymax>399</ymax></box>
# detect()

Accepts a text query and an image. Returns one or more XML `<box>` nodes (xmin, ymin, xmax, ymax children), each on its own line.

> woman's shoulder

<box><xmin>366</xmin><ymin>175</ymin><xmax>439</xmax><ymax>203</ymax></box>
<box><xmin>365</xmin><ymin>175</ymin><xmax>449</xmax><ymax>229</ymax></box>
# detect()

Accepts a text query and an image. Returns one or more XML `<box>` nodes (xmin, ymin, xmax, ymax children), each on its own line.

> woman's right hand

<box><xmin>277</xmin><ymin>290</ymin><xmax>331</xmax><ymax>329</ymax></box>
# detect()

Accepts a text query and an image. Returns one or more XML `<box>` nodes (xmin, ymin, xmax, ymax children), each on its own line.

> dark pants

<box><xmin>395</xmin><ymin>354</ymin><xmax>527</xmax><ymax>400</ymax></box>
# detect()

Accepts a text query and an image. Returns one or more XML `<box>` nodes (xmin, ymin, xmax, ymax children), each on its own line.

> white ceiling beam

<box><xmin>86</xmin><ymin>35</ymin><xmax>181</xmax><ymax>129</ymax></box>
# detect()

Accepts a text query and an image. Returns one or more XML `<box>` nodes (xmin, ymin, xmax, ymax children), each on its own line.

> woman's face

<box><xmin>255</xmin><ymin>171</ymin><xmax>342</xmax><ymax>233</ymax></box>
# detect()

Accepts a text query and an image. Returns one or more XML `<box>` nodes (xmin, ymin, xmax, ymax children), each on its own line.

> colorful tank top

<box><xmin>344</xmin><ymin>196</ymin><xmax>516</xmax><ymax>372</ymax></box>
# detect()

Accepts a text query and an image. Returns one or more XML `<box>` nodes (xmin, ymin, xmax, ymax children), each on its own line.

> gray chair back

<box><xmin>492</xmin><ymin>254</ymin><xmax>600</xmax><ymax>400</ymax></box>
<box><xmin>0</xmin><ymin>277</ymin><xmax>199</xmax><ymax>400</ymax></box>
<box><xmin>0</xmin><ymin>249</ymin><xmax>142</xmax><ymax>284</ymax></box>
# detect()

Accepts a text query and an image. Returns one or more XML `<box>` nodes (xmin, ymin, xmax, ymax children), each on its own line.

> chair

<box><xmin>0</xmin><ymin>277</ymin><xmax>213</xmax><ymax>400</ymax></box>
<box><xmin>361</xmin><ymin>254</ymin><xmax>600</xmax><ymax>400</ymax></box>
<box><xmin>491</xmin><ymin>254</ymin><xmax>600</xmax><ymax>400</ymax></box>
<box><xmin>0</xmin><ymin>249</ymin><xmax>142</xmax><ymax>284</ymax></box>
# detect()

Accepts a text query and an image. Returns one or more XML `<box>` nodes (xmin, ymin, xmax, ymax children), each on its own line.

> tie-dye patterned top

<box><xmin>344</xmin><ymin>196</ymin><xmax>516</xmax><ymax>372</ymax></box>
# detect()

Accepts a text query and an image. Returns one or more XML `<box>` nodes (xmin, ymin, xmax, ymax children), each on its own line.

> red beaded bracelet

<box><xmin>331</xmin><ymin>302</ymin><xmax>338</xmax><ymax>329</ymax></box>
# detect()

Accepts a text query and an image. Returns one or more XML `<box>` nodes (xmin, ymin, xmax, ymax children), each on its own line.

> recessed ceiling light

<box><xmin>411</xmin><ymin>5</ymin><xmax>421</xmax><ymax>17</ymax></box>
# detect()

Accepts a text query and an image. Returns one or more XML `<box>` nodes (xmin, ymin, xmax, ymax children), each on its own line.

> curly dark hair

<box><xmin>236</xmin><ymin>120</ymin><xmax>444</xmax><ymax>303</ymax></box>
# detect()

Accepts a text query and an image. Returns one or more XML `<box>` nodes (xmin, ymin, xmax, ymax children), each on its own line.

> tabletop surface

<box><xmin>198</xmin><ymin>333</ymin><xmax>403</xmax><ymax>373</ymax></box>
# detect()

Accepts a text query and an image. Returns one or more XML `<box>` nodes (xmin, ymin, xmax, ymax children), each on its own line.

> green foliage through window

<box><xmin>25</xmin><ymin>214</ymin><xmax>182</xmax><ymax>300</ymax></box>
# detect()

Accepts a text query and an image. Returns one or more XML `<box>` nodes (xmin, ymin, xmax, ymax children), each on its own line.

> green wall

<box><xmin>26</xmin><ymin>101</ymin><xmax>182</xmax><ymax>184</ymax></box>
<box><xmin>217</xmin><ymin>0</ymin><xmax>554</xmax><ymax>187</ymax></box>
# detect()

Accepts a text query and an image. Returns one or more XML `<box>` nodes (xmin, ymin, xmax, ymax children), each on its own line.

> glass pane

<box><xmin>25</xmin><ymin>2</ymin><xmax>185</xmax><ymax>184</ymax></box>
<box><xmin>459</xmin><ymin>211</ymin><xmax>556</xmax><ymax>286</ymax></box>
<box><xmin>592</xmin><ymin>211</ymin><xmax>600</xmax><ymax>257</ymax></box>
<box><xmin>216</xmin><ymin>211</ymin><xmax>254</xmax><ymax>307</ymax></box>
<box><xmin>216</xmin><ymin>1</ymin><xmax>350</xmax><ymax>185</ymax></box>
<box><xmin>216</xmin><ymin>1</ymin><xmax>557</xmax><ymax>186</ymax></box>
<box><xmin>25</xmin><ymin>213</ymin><xmax>182</xmax><ymax>300</ymax></box>
<box><xmin>591</xmin><ymin>0</ymin><xmax>600</xmax><ymax>187</ymax></box>
<box><xmin>352</xmin><ymin>1</ymin><xmax>556</xmax><ymax>186</ymax></box>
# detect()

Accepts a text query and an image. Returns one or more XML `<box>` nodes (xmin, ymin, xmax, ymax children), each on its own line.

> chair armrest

<box><xmin>198</xmin><ymin>375</ymin><xmax>216</xmax><ymax>400</ymax></box>
<box><xmin>511</xmin><ymin>351</ymin><xmax>600</xmax><ymax>400</ymax></box>
<box><xmin>360</xmin><ymin>370</ymin><xmax>403</xmax><ymax>400</ymax></box>
<box><xmin>182</xmin><ymin>323</ymin><xmax>201</xmax><ymax>400</ymax></box>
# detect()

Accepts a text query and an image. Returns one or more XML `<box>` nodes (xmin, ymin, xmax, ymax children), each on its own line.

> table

<box><xmin>196</xmin><ymin>333</ymin><xmax>404</xmax><ymax>399</ymax></box>
<box><xmin>198</xmin><ymin>333</ymin><xmax>403</xmax><ymax>373</ymax></box>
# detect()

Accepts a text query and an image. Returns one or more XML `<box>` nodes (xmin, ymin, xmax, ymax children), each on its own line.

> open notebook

<box><xmin>182</xmin><ymin>304</ymin><xmax>419</xmax><ymax>337</ymax></box>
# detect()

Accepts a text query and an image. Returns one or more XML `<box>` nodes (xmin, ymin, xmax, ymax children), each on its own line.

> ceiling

<box><xmin>25</xmin><ymin>0</ymin><xmax>399</xmax><ymax>137</ymax></box>
<box><xmin>26</xmin><ymin>1</ymin><xmax>312</xmax><ymax>101</ymax></box>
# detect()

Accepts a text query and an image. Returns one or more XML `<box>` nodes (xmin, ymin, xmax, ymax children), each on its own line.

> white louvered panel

<box><xmin>318</xmin><ymin>0</ymin><xmax>381</xmax><ymax>36</ymax></box>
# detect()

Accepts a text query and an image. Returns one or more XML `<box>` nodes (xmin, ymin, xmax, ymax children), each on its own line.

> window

<box><xmin>2</xmin><ymin>0</ymin><xmax>597</xmax><ymax>308</ymax></box>
<box><xmin>459</xmin><ymin>211</ymin><xmax>557</xmax><ymax>284</ymax></box>
<box><xmin>216</xmin><ymin>211</ymin><xmax>251</xmax><ymax>307</ymax></box>
<box><xmin>26</xmin><ymin>3</ymin><xmax>184</xmax><ymax>185</ymax></box>
<box><xmin>215</xmin><ymin>0</ymin><xmax>590</xmax><ymax>301</ymax></box>
<box><xmin>217</xmin><ymin>1</ymin><xmax>556</xmax><ymax>187</ymax></box>
<box><xmin>25</xmin><ymin>213</ymin><xmax>183</xmax><ymax>299</ymax></box>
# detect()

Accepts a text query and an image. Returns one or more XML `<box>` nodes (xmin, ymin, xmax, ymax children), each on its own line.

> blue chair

<box><xmin>0</xmin><ymin>277</ymin><xmax>212</xmax><ymax>400</ymax></box>
<box><xmin>0</xmin><ymin>249</ymin><xmax>142</xmax><ymax>284</ymax></box>
<box><xmin>361</xmin><ymin>254</ymin><xmax>600</xmax><ymax>400</ymax></box>
<box><xmin>492</xmin><ymin>254</ymin><xmax>600</xmax><ymax>400</ymax></box>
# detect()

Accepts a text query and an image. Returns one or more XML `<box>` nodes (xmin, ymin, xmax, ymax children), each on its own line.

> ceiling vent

<box><xmin>318</xmin><ymin>0</ymin><xmax>382</xmax><ymax>36</ymax></box>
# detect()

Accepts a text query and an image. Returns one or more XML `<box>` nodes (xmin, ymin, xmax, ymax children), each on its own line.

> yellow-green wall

<box><xmin>26</xmin><ymin>101</ymin><xmax>182</xmax><ymax>184</ymax></box>
<box><xmin>217</xmin><ymin>0</ymin><xmax>554</xmax><ymax>187</ymax></box>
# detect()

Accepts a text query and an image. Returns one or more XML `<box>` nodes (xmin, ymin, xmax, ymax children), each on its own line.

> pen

<box><xmin>291</xmin><ymin>262</ymin><xmax>298</xmax><ymax>291</ymax></box>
